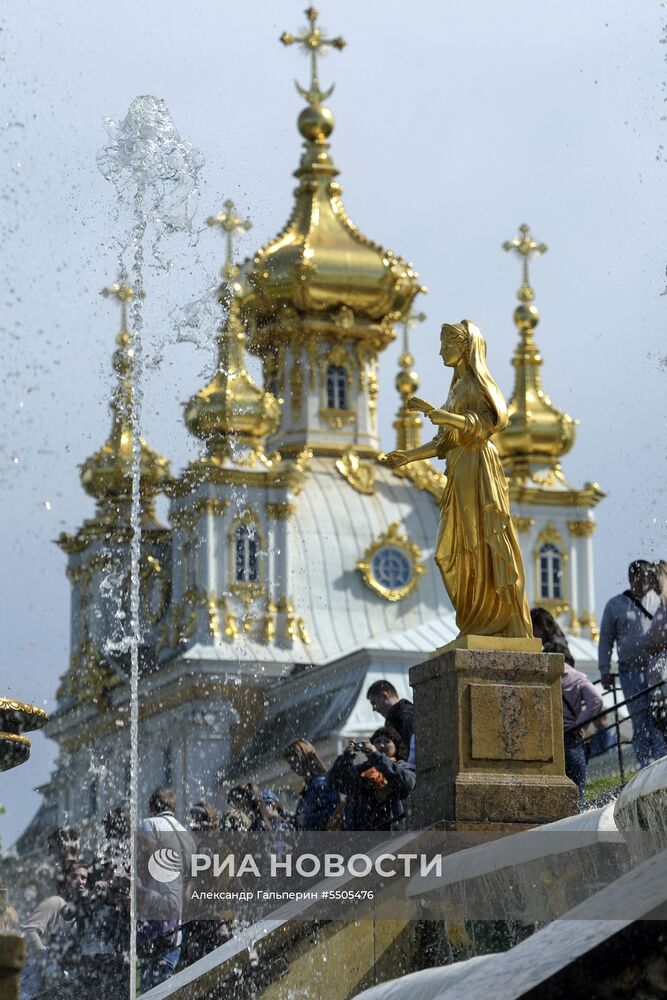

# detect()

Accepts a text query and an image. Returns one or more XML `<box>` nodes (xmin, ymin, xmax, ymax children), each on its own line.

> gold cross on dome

<box><xmin>207</xmin><ymin>199</ymin><xmax>252</xmax><ymax>282</ymax></box>
<box><xmin>101</xmin><ymin>275</ymin><xmax>141</xmax><ymax>331</ymax></box>
<box><xmin>400</xmin><ymin>309</ymin><xmax>426</xmax><ymax>366</ymax></box>
<box><xmin>280</xmin><ymin>7</ymin><xmax>346</xmax><ymax>105</ymax></box>
<box><xmin>502</xmin><ymin>224</ymin><xmax>548</xmax><ymax>302</ymax></box>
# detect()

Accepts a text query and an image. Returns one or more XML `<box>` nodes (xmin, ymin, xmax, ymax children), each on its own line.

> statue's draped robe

<box><xmin>434</xmin><ymin>375</ymin><xmax>532</xmax><ymax>638</ymax></box>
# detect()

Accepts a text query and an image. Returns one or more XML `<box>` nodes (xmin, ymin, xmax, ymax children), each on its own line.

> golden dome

<box><xmin>80</xmin><ymin>328</ymin><xmax>171</xmax><ymax>505</ymax></box>
<box><xmin>494</xmin><ymin>302</ymin><xmax>576</xmax><ymax>475</ymax></box>
<box><xmin>184</xmin><ymin>297</ymin><xmax>280</xmax><ymax>458</ymax></box>
<box><xmin>238</xmin><ymin>100</ymin><xmax>422</xmax><ymax>352</ymax></box>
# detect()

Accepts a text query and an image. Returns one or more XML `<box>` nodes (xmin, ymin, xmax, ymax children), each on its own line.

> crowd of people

<box><xmin>12</xmin><ymin>560</ymin><xmax>667</xmax><ymax>994</ymax></box>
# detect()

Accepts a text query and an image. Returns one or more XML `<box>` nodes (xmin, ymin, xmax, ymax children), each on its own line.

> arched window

<box><xmin>235</xmin><ymin>523</ymin><xmax>259</xmax><ymax>583</ymax></box>
<box><xmin>539</xmin><ymin>543</ymin><xmax>563</xmax><ymax>600</ymax></box>
<box><xmin>327</xmin><ymin>364</ymin><xmax>348</xmax><ymax>410</ymax></box>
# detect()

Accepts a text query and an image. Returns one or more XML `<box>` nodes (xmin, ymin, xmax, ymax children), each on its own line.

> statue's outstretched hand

<box><xmin>426</xmin><ymin>408</ymin><xmax>449</xmax><ymax>425</ymax></box>
<box><xmin>381</xmin><ymin>450</ymin><xmax>409</xmax><ymax>469</ymax></box>
<box><xmin>407</xmin><ymin>396</ymin><xmax>433</xmax><ymax>414</ymax></box>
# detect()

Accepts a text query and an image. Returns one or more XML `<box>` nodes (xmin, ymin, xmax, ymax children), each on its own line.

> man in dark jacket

<box><xmin>328</xmin><ymin>726</ymin><xmax>415</xmax><ymax>832</ymax></box>
<box><xmin>366</xmin><ymin>680</ymin><xmax>414</xmax><ymax>749</ymax></box>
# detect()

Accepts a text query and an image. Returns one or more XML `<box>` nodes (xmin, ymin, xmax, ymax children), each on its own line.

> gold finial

<box><xmin>207</xmin><ymin>199</ymin><xmax>252</xmax><ymax>284</ymax></box>
<box><xmin>502</xmin><ymin>224</ymin><xmax>548</xmax><ymax>303</ymax></box>
<box><xmin>399</xmin><ymin>309</ymin><xmax>426</xmax><ymax>369</ymax></box>
<box><xmin>280</xmin><ymin>7</ymin><xmax>346</xmax><ymax>105</ymax></box>
<box><xmin>184</xmin><ymin>299</ymin><xmax>280</xmax><ymax>461</ymax></box>
<box><xmin>100</xmin><ymin>276</ymin><xmax>139</xmax><ymax>331</ymax></box>
<box><xmin>495</xmin><ymin>229</ymin><xmax>576</xmax><ymax>478</ymax></box>
<box><xmin>394</xmin><ymin>310</ymin><xmax>426</xmax><ymax>450</ymax></box>
<box><xmin>79</xmin><ymin>279</ymin><xmax>170</xmax><ymax>510</ymax></box>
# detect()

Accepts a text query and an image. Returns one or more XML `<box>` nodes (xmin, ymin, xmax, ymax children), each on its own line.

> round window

<box><xmin>370</xmin><ymin>546</ymin><xmax>413</xmax><ymax>591</ymax></box>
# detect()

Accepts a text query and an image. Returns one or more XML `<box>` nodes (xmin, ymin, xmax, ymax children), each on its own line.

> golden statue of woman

<box><xmin>383</xmin><ymin>320</ymin><xmax>532</xmax><ymax>640</ymax></box>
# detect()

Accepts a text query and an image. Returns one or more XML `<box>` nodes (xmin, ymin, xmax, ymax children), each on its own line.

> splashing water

<box><xmin>98</xmin><ymin>95</ymin><xmax>205</xmax><ymax>235</ymax></box>
<box><xmin>98</xmin><ymin>94</ymin><xmax>204</xmax><ymax>1000</ymax></box>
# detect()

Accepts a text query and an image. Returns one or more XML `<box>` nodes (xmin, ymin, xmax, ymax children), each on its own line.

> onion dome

<box><xmin>184</xmin><ymin>296</ymin><xmax>280</xmax><ymax>460</ymax></box>
<box><xmin>237</xmin><ymin>8</ymin><xmax>423</xmax><ymax>355</ymax></box>
<box><xmin>494</xmin><ymin>226</ymin><xmax>576</xmax><ymax>477</ymax></box>
<box><xmin>80</xmin><ymin>282</ymin><xmax>171</xmax><ymax>511</ymax></box>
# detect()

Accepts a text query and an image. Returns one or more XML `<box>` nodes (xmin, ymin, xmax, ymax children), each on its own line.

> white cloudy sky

<box><xmin>1</xmin><ymin>0</ymin><xmax>666</xmax><ymax>845</ymax></box>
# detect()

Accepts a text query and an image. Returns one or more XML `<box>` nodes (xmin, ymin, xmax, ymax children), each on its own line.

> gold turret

<box><xmin>184</xmin><ymin>203</ymin><xmax>280</xmax><ymax>464</ymax></box>
<box><xmin>393</xmin><ymin>311</ymin><xmax>425</xmax><ymax>451</ymax></box>
<box><xmin>78</xmin><ymin>280</ymin><xmax>171</xmax><ymax>520</ymax></box>
<box><xmin>494</xmin><ymin>225</ymin><xmax>576</xmax><ymax>479</ymax></box>
<box><xmin>239</xmin><ymin>7</ymin><xmax>422</xmax><ymax>358</ymax></box>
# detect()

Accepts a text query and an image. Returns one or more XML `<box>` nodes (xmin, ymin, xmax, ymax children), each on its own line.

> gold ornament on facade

<box><xmin>513</xmin><ymin>516</ymin><xmax>536</xmax><ymax>534</ymax></box>
<box><xmin>170</xmin><ymin>600</ymin><xmax>199</xmax><ymax>646</ymax></box>
<box><xmin>276</xmin><ymin>595</ymin><xmax>311</xmax><ymax>644</ymax></box>
<box><xmin>141</xmin><ymin>554</ymin><xmax>171</xmax><ymax>626</ymax></box>
<box><xmin>579</xmin><ymin>611</ymin><xmax>600</xmax><ymax>641</ymax></box>
<box><xmin>267</xmin><ymin>503</ymin><xmax>297</xmax><ymax>519</ymax></box>
<box><xmin>289</xmin><ymin>357</ymin><xmax>305</xmax><ymax>420</ymax></box>
<box><xmin>535</xmin><ymin>522</ymin><xmax>566</xmax><ymax>549</ymax></box>
<box><xmin>335</xmin><ymin>446</ymin><xmax>376</xmax><ymax>495</ymax></box>
<box><xmin>263</xmin><ymin>603</ymin><xmax>277</xmax><ymax>643</ymax></box>
<box><xmin>568</xmin><ymin>518</ymin><xmax>597</xmax><ymax>537</ymax></box>
<box><xmin>319</xmin><ymin>408</ymin><xmax>355</xmax><ymax>429</ymax></box>
<box><xmin>58</xmin><ymin>640</ymin><xmax>120</xmax><ymax>710</ymax></box>
<box><xmin>171</xmin><ymin>450</ymin><xmax>309</xmax><ymax>498</ymax></box>
<box><xmin>509</xmin><ymin>476</ymin><xmax>605</xmax><ymax>509</ymax></box>
<box><xmin>357</xmin><ymin>522</ymin><xmax>425</xmax><ymax>602</ymax></box>
<box><xmin>367</xmin><ymin>368</ymin><xmax>378</xmax><ymax>428</ymax></box>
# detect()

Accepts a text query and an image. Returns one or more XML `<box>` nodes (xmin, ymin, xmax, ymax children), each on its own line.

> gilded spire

<box><xmin>185</xmin><ymin>208</ymin><xmax>280</xmax><ymax>461</ymax></box>
<box><xmin>393</xmin><ymin>310</ymin><xmax>425</xmax><ymax>450</ymax></box>
<box><xmin>280</xmin><ymin>7</ymin><xmax>346</xmax><ymax>105</ymax></box>
<box><xmin>79</xmin><ymin>279</ymin><xmax>171</xmax><ymax>515</ymax></box>
<box><xmin>495</xmin><ymin>225</ymin><xmax>575</xmax><ymax>477</ymax></box>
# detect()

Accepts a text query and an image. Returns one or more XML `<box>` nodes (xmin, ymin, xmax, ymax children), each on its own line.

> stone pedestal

<box><xmin>410</xmin><ymin>646</ymin><xmax>578</xmax><ymax>828</ymax></box>
<box><xmin>0</xmin><ymin>935</ymin><xmax>25</xmax><ymax>1000</ymax></box>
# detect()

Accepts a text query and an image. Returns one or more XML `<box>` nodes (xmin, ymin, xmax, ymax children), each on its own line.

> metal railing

<box><xmin>566</xmin><ymin>673</ymin><xmax>667</xmax><ymax>787</ymax></box>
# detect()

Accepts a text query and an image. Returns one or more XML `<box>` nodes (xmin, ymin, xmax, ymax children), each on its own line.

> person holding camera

<box><xmin>328</xmin><ymin>726</ymin><xmax>415</xmax><ymax>832</ymax></box>
<box><xmin>56</xmin><ymin>854</ymin><xmax>131</xmax><ymax>996</ymax></box>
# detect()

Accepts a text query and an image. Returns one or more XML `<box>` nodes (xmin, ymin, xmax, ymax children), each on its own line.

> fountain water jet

<box><xmin>98</xmin><ymin>94</ymin><xmax>204</xmax><ymax>1000</ymax></box>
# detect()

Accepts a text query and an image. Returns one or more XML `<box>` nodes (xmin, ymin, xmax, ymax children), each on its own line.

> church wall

<box><xmin>513</xmin><ymin>502</ymin><xmax>598</xmax><ymax>638</ymax></box>
<box><xmin>268</xmin><ymin>342</ymin><xmax>379</xmax><ymax>456</ymax></box>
